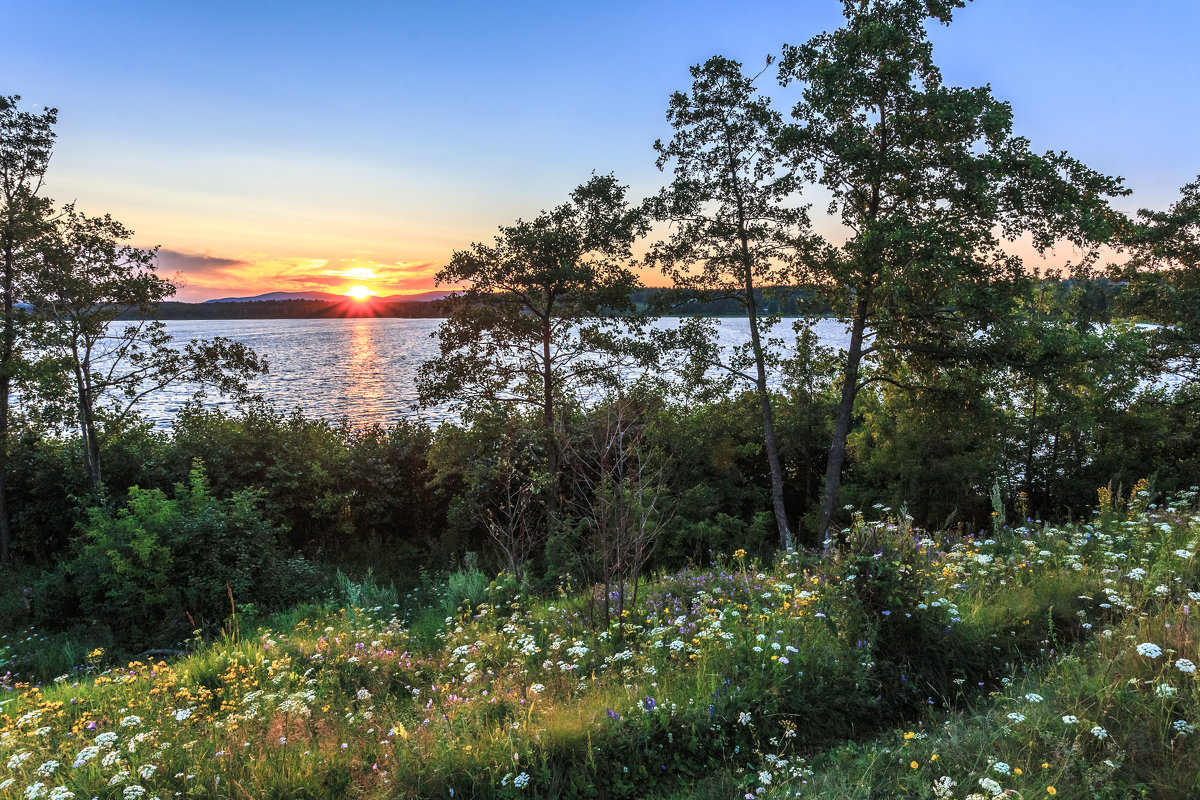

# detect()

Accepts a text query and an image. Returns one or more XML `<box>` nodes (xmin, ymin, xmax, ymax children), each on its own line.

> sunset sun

<box><xmin>344</xmin><ymin>285</ymin><xmax>376</xmax><ymax>300</ymax></box>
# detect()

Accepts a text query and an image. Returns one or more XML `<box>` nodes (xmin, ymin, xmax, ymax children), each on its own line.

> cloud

<box><xmin>261</xmin><ymin>259</ymin><xmax>442</xmax><ymax>294</ymax></box>
<box><xmin>156</xmin><ymin>249</ymin><xmax>444</xmax><ymax>301</ymax></box>
<box><xmin>157</xmin><ymin>249</ymin><xmax>256</xmax><ymax>300</ymax></box>
<box><xmin>157</xmin><ymin>249</ymin><xmax>248</xmax><ymax>279</ymax></box>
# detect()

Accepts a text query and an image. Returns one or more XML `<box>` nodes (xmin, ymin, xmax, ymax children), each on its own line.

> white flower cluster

<box><xmin>1136</xmin><ymin>642</ymin><xmax>1163</xmax><ymax>659</ymax></box>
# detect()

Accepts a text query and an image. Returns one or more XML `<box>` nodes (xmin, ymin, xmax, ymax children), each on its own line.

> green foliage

<box><xmin>36</xmin><ymin>465</ymin><xmax>320</xmax><ymax>648</ymax></box>
<box><xmin>335</xmin><ymin>568</ymin><xmax>398</xmax><ymax>619</ymax></box>
<box><xmin>442</xmin><ymin>566</ymin><xmax>491</xmax><ymax>617</ymax></box>
<box><xmin>168</xmin><ymin>402</ymin><xmax>446</xmax><ymax>561</ymax></box>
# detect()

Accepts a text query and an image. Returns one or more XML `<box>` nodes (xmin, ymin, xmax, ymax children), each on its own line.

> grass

<box><xmin>1</xmin><ymin>489</ymin><xmax>1198</xmax><ymax>799</ymax></box>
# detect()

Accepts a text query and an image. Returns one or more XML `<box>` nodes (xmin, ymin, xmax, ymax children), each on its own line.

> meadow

<box><xmin>2</xmin><ymin>484</ymin><xmax>1197</xmax><ymax>800</ymax></box>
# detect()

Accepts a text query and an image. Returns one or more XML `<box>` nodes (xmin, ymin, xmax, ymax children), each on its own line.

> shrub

<box><xmin>36</xmin><ymin>465</ymin><xmax>321</xmax><ymax>648</ymax></box>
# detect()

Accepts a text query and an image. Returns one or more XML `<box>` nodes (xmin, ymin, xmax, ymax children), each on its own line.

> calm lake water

<box><xmin>136</xmin><ymin>317</ymin><xmax>853</xmax><ymax>428</ymax></box>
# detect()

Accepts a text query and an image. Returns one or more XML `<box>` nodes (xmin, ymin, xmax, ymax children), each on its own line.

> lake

<box><xmin>135</xmin><ymin>317</ymin><xmax>854</xmax><ymax>428</ymax></box>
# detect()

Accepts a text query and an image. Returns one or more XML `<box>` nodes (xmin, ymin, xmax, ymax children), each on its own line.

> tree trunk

<box><xmin>746</xmin><ymin>299</ymin><xmax>791</xmax><ymax>551</ymax></box>
<box><xmin>0</xmin><ymin>238</ymin><xmax>14</xmax><ymax>563</ymax></box>
<box><xmin>737</xmin><ymin>203</ymin><xmax>791</xmax><ymax>550</ymax></box>
<box><xmin>72</xmin><ymin>348</ymin><xmax>103</xmax><ymax>495</ymax></box>
<box><xmin>818</xmin><ymin>297</ymin><xmax>870</xmax><ymax>546</ymax></box>
<box><xmin>541</xmin><ymin>315</ymin><xmax>559</xmax><ymax>517</ymax></box>
<box><xmin>1024</xmin><ymin>381</ymin><xmax>1038</xmax><ymax>505</ymax></box>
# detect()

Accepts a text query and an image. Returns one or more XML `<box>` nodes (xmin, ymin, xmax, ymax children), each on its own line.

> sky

<box><xmin>4</xmin><ymin>0</ymin><xmax>1198</xmax><ymax>301</ymax></box>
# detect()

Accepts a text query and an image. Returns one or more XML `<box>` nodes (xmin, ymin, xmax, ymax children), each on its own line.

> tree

<box><xmin>416</xmin><ymin>174</ymin><xmax>648</xmax><ymax>511</ymax></box>
<box><xmin>0</xmin><ymin>95</ymin><xmax>56</xmax><ymax>563</ymax></box>
<box><xmin>1111</xmin><ymin>175</ymin><xmax>1200</xmax><ymax>381</ymax></box>
<box><xmin>777</xmin><ymin>0</ymin><xmax>1126</xmax><ymax>541</ymax></box>
<box><xmin>647</xmin><ymin>55</ymin><xmax>811</xmax><ymax>550</ymax></box>
<box><xmin>27</xmin><ymin>206</ymin><xmax>266</xmax><ymax>495</ymax></box>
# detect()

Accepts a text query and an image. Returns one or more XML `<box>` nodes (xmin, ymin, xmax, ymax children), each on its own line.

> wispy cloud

<box><xmin>159</xmin><ymin>249</ymin><xmax>443</xmax><ymax>301</ymax></box>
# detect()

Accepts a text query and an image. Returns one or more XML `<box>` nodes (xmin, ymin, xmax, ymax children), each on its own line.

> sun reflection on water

<box><xmin>343</xmin><ymin>321</ymin><xmax>386</xmax><ymax>421</ymax></box>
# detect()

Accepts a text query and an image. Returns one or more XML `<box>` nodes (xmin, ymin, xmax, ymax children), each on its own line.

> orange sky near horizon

<box><xmin>157</xmin><ymin>252</ymin><xmax>446</xmax><ymax>301</ymax></box>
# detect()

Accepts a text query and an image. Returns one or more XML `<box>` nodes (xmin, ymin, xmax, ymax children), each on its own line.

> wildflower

<box><xmin>1091</xmin><ymin>726</ymin><xmax>1108</xmax><ymax>739</ymax></box>
<box><xmin>34</xmin><ymin>762</ymin><xmax>59</xmax><ymax>778</ymax></box>
<box><xmin>119</xmin><ymin>716</ymin><xmax>141</xmax><ymax>727</ymax></box>
<box><xmin>1155</xmin><ymin>683</ymin><xmax>1178</xmax><ymax>698</ymax></box>
<box><xmin>933</xmin><ymin>776</ymin><xmax>956</xmax><ymax>799</ymax></box>
<box><xmin>1047</xmin><ymin>788</ymin><xmax>1056</xmax><ymax>795</ymax></box>
<box><xmin>1171</xmin><ymin>719</ymin><xmax>1195</xmax><ymax>735</ymax></box>
<box><xmin>993</xmin><ymin>762</ymin><xmax>1011</xmax><ymax>775</ymax></box>
<box><xmin>95</xmin><ymin>732</ymin><xmax>119</xmax><ymax>748</ymax></box>
<box><xmin>1024</xmin><ymin>693</ymin><xmax>1044</xmax><ymax>703</ymax></box>
<box><xmin>513</xmin><ymin>772</ymin><xmax>530</xmax><ymax>788</ymax></box>
<box><xmin>8</xmin><ymin>752</ymin><xmax>33</xmax><ymax>769</ymax></box>
<box><xmin>356</xmin><ymin>688</ymin><xmax>372</xmax><ymax>700</ymax></box>
<box><xmin>978</xmin><ymin>776</ymin><xmax>1003</xmax><ymax>795</ymax></box>
<box><xmin>173</xmin><ymin>708</ymin><xmax>192</xmax><ymax>722</ymax></box>
<box><xmin>1136</xmin><ymin>642</ymin><xmax>1163</xmax><ymax>659</ymax></box>
<box><xmin>1175</xmin><ymin>658</ymin><xmax>1196</xmax><ymax>674</ymax></box>
<box><xmin>758</xmin><ymin>771</ymin><xmax>772</xmax><ymax>784</ymax></box>
<box><xmin>910</xmin><ymin>761</ymin><xmax>919</xmax><ymax>769</ymax></box>
<box><xmin>529</xmin><ymin>684</ymin><xmax>545</xmax><ymax>694</ymax></box>
<box><xmin>738</xmin><ymin>711</ymin><xmax>752</xmax><ymax>726</ymax></box>
<box><xmin>123</xmin><ymin>787</ymin><xmax>146</xmax><ymax>800</ymax></box>
<box><xmin>48</xmin><ymin>788</ymin><xmax>74</xmax><ymax>800</ymax></box>
<box><xmin>24</xmin><ymin>783</ymin><xmax>47</xmax><ymax>800</ymax></box>
<box><xmin>1007</xmin><ymin>713</ymin><xmax>1026</xmax><ymax>723</ymax></box>
<box><xmin>1062</xmin><ymin>715</ymin><xmax>1078</xmax><ymax>724</ymax></box>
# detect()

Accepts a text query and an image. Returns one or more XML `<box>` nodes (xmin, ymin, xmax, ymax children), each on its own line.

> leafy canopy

<box><xmin>417</xmin><ymin>174</ymin><xmax>647</xmax><ymax>420</ymax></box>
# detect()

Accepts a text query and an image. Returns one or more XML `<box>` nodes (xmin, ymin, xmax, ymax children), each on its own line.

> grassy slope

<box><xmin>1</xmin><ymin>493</ymin><xmax>1198</xmax><ymax>800</ymax></box>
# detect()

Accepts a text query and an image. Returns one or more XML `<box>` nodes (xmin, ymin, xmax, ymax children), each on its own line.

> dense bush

<box><xmin>34</xmin><ymin>466</ymin><xmax>322</xmax><ymax>648</ymax></box>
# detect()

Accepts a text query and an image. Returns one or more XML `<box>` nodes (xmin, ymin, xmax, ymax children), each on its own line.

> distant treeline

<box><xmin>126</xmin><ymin>288</ymin><xmax>841</xmax><ymax>320</ymax></box>
<box><xmin>121</xmin><ymin>281</ymin><xmax>1124</xmax><ymax>321</ymax></box>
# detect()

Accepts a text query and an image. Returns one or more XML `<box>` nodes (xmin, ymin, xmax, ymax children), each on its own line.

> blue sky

<box><xmin>4</xmin><ymin>0</ymin><xmax>1197</xmax><ymax>299</ymax></box>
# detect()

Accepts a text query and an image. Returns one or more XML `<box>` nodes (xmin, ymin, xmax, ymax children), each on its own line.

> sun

<box><xmin>344</xmin><ymin>285</ymin><xmax>376</xmax><ymax>301</ymax></box>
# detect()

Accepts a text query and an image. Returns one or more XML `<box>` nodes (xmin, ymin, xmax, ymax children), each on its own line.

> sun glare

<box><xmin>344</xmin><ymin>285</ymin><xmax>376</xmax><ymax>300</ymax></box>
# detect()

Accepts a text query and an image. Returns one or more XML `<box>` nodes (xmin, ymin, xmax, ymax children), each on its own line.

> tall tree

<box><xmin>0</xmin><ymin>95</ymin><xmax>56</xmax><ymax>563</ymax></box>
<box><xmin>28</xmin><ymin>206</ymin><xmax>266</xmax><ymax>495</ymax></box>
<box><xmin>647</xmin><ymin>55</ymin><xmax>809</xmax><ymax>550</ymax></box>
<box><xmin>777</xmin><ymin>0</ymin><xmax>1125</xmax><ymax>541</ymax></box>
<box><xmin>416</xmin><ymin>174</ymin><xmax>647</xmax><ymax>510</ymax></box>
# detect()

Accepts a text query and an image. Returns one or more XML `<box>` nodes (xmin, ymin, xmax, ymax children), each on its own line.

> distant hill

<box><xmin>206</xmin><ymin>290</ymin><xmax>453</xmax><ymax>303</ymax></box>
<box><xmin>122</xmin><ymin>298</ymin><xmax>448</xmax><ymax>320</ymax></box>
